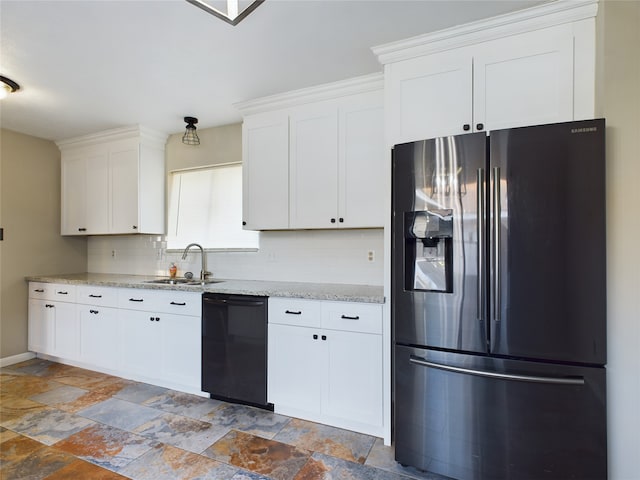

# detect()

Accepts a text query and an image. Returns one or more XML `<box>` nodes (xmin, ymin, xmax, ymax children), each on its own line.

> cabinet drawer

<box><xmin>50</xmin><ymin>284</ymin><xmax>77</xmax><ymax>303</ymax></box>
<box><xmin>77</xmin><ymin>285</ymin><xmax>118</xmax><ymax>306</ymax></box>
<box><xmin>155</xmin><ymin>291</ymin><xmax>201</xmax><ymax>317</ymax></box>
<box><xmin>268</xmin><ymin>298</ymin><xmax>321</xmax><ymax>328</ymax></box>
<box><xmin>322</xmin><ymin>301</ymin><xmax>382</xmax><ymax>335</ymax></box>
<box><xmin>29</xmin><ymin>282</ymin><xmax>51</xmax><ymax>300</ymax></box>
<box><xmin>117</xmin><ymin>288</ymin><xmax>156</xmax><ymax>311</ymax></box>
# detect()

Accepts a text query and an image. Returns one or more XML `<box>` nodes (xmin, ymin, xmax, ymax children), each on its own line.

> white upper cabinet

<box><xmin>472</xmin><ymin>24</ymin><xmax>574</xmax><ymax>132</ymax></box>
<box><xmin>386</xmin><ymin>50</ymin><xmax>472</xmax><ymax>141</ymax></box>
<box><xmin>236</xmin><ymin>74</ymin><xmax>385</xmax><ymax>230</ymax></box>
<box><xmin>242</xmin><ymin>112</ymin><xmax>290</xmax><ymax>230</ymax></box>
<box><xmin>375</xmin><ymin>1</ymin><xmax>598</xmax><ymax>145</ymax></box>
<box><xmin>58</xmin><ymin>126</ymin><xmax>167</xmax><ymax>236</ymax></box>
<box><xmin>289</xmin><ymin>101</ymin><xmax>339</xmax><ymax>229</ymax></box>
<box><xmin>338</xmin><ymin>91</ymin><xmax>385</xmax><ymax>228</ymax></box>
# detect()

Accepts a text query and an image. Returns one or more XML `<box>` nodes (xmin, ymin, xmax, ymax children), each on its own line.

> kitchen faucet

<box><xmin>181</xmin><ymin>243</ymin><xmax>211</xmax><ymax>282</ymax></box>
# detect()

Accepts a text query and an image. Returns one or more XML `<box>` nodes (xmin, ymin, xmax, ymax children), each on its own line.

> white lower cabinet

<box><xmin>28</xmin><ymin>284</ymin><xmax>79</xmax><ymax>360</ymax></box>
<box><xmin>268</xmin><ymin>298</ymin><xmax>383</xmax><ymax>436</ymax></box>
<box><xmin>28</xmin><ymin>283</ymin><xmax>202</xmax><ymax>396</ymax></box>
<box><xmin>79</xmin><ymin>304</ymin><xmax>121</xmax><ymax>371</ymax></box>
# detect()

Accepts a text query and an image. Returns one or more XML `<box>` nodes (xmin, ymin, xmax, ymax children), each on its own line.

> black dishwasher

<box><xmin>202</xmin><ymin>293</ymin><xmax>272</xmax><ymax>410</ymax></box>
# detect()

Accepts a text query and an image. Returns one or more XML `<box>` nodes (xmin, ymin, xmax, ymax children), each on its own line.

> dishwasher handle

<box><xmin>203</xmin><ymin>297</ymin><xmax>266</xmax><ymax>308</ymax></box>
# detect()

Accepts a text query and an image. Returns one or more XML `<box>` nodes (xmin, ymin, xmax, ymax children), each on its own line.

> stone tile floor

<box><xmin>0</xmin><ymin>359</ymin><xmax>448</xmax><ymax>479</ymax></box>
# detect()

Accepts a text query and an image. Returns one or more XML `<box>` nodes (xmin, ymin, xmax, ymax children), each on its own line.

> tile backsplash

<box><xmin>88</xmin><ymin>229</ymin><xmax>384</xmax><ymax>286</ymax></box>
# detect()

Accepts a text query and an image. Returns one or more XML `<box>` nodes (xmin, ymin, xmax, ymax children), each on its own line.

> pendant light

<box><xmin>182</xmin><ymin>117</ymin><xmax>200</xmax><ymax>145</ymax></box>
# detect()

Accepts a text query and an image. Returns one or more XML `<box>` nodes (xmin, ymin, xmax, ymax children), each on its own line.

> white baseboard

<box><xmin>0</xmin><ymin>352</ymin><xmax>37</xmax><ymax>368</ymax></box>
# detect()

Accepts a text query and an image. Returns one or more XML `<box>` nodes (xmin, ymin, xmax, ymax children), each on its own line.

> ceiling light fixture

<box><xmin>0</xmin><ymin>75</ymin><xmax>20</xmax><ymax>100</ymax></box>
<box><xmin>182</xmin><ymin>117</ymin><xmax>200</xmax><ymax>145</ymax></box>
<box><xmin>186</xmin><ymin>0</ymin><xmax>264</xmax><ymax>26</ymax></box>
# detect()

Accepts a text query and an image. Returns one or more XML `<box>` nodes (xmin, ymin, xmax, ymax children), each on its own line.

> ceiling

<box><xmin>0</xmin><ymin>0</ymin><xmax>546</xmax><ymax>142</ymax></box>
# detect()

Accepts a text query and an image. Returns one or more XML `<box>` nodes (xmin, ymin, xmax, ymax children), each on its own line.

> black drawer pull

<box><xmin>170</xmin><ymin>301</ymin><xmax>186</xmax><ymax>306</ymax></box>
<box><xmin>34</xmin><ymin>289</ymin><xmax>45</xmax><ymax>293</ymax></box>
<box><xmin>90</xmin><ymin>309</ymin><xmax>99</xmax><ymax>314</ymax></box>
<box><xmin>57</xmin><ymin>291</ymin><xmax>68</xmax><ymax>295</ymax></box>
<box><xmin>155</xmin><ymin>317</ymin><xmax>160</xmax><ymax>322</ymax></box>
<box><xmin>321</xmin><ymin>335</ymin><xmax>327</xmax><ymax>341</ymax></box>
<box><xmin>89</xmin><ymin>294</ymin><xmax>102</xmax><ymax>298</ymax></box>
<box><xmin>78</xmin><ymin>227</ymin><xmax>87</xmax><ymax>232</ymax></box>
<box><xmin>285</xmin><ymin>310</ymin><xmax>302</xmax><ymax>315</ymax></box>
<box><xmin>129</xmin><ymin>298</ymin><xmax>144</xmax><ymax>302</ymax></box>
<box><xmin>45</xmin><ymin>304</ymin><xmax>54</xmax><ymax>308</ymax></box>
<box><xmin>341</xmin><ymin>315</ymin><xmax>360</xmax><ymax>320</ymax></box>
<box><xmin>313</xmin><ymin>334</ymin><xmax>318</xmax><ymax>340</ymax></box>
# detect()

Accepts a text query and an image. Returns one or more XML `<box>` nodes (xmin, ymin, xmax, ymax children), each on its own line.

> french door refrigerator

<box><xmin>392</xmin><ymin>119</ymin><xmax>606</xmax><ymax>480</ymax></box>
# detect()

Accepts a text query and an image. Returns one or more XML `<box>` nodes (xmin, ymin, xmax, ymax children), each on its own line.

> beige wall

<box><xmin>0</xmin><ymin>129</ymin><xmax>87</xmax><ymax>359</ymax></box>
<box><xmin>597</xmin><ymin>1</ymin><xmax>640</xmax><ymax>478</ymax></box>
<box><xmin>165</xmin><ymin>123</ymin><xmax>242</xmax><ymax>171</ymax></box>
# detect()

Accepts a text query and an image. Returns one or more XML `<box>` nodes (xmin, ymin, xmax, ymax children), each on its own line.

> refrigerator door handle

<box><xmin>409</xmin><ymin>355</ymin><xmax>585</xmax><ymax>385</ymax></box>
<box><xmin>477</xmin><ymin>168</ymin><xmax>486</xmax><ymax>321</ymax></box>
<box><xmin>492</xmin><ymin>167</ymin><xmax>501</xmax><ymax>322</ymax></box>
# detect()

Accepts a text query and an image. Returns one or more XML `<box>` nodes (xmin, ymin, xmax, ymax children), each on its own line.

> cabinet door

<box><xmin>61</xmin><ymin>153</ymin><xmax>88</xmax><ymax>235</ymax></box>
<box><xmin>79</xmin><ymin>305</ymin><xmax>121</xmax><ymax>370</ymax></box>
<box><xmin>52</xmin><ymin>301</ymin><xmax>79</xmax><ymax>360</ymax></box>
<box><xmin>28</xmin><ymin>298</ymin><xmax>53</xmax><ymax>354</ymax></box>
<box><xmin>242</xmin><ymin>112</ymin><xmax>290</xmax><ymax>230</ymax></box>
<box><xmin>84</xmin><ymin>148</ymin><xmax>110</xmax><ymax>234</ymax></box>
<box><xmin>386</xmin><ymin>50</ymin><xmax>472</xmax><ymax>144</ymax></box>
<box><xmin>322</xmin><ymin>329</ymin><xmax>383</xmax><ymax>427</ymax></box>
<box><xmin>110</xmin><ymin>139</ymin><xmax>140</xmax><ymax>234</ymax></box>
<box><xmin>338</xmin><ymin>91</ymin><xmax>385</xmax><ymax>228</ymax></box>
<box><xmin>120</xmin><ymin>310</ymin><xmax>161</xmax><ymax>378</ymax></box>
<box><xmin>473</xmin><ymin>24</ymin><xmax>574</xmax><ymax>132</ymax></box>
<box><xmin>161</xmin><ymin>313</ymin><xmax>201</xmax><ymax>389</ymax></box>
<box><xmin>289</xmin><ymin>103</ymin><xmax>339</xmax><ymax>229</ymax></box>
<box><xmin>268</xmin><ymin>324</ymin><xmax>323</xmax><ymax>412</ymax></box>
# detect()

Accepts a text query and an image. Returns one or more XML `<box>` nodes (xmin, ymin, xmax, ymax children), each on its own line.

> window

<box><xmin>167</xmin><ymin>163</ymin><xmax>259</xmax><ymax>250</ymax></box>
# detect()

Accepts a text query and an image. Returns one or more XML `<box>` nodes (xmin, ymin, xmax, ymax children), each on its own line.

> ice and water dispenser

<box><xmin>405</xmin><ymin>209</ymin><xmax>453</xmax><ymax>293</ymax></box>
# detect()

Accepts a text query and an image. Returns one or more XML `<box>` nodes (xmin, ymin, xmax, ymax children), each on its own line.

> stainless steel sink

<box><xmin>145</xmin><ymin>278</ymin><xmax>224</xmax><ymax>286</ymax></box>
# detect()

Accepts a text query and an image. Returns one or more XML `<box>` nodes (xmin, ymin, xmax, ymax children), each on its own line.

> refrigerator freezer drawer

<box><xmin>394</xmin><ymin>345</ymin><xmax>606</xmax><ymax>480</ymax></box>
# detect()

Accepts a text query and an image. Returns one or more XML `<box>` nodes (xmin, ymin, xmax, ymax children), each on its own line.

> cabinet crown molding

<box><xmin>234</xmin><ymin>73</ymin><xmax>383</xmax><ymax>117</ymax></box>
<box><xmin>372</xmin><ymin>0</ymin><xmax>598</xmax><ymax>64</ymax></box>
<box><xmin>56</xmin><ymin>125</ymin><xmax>168</xmax><ymax>151</ymax></box>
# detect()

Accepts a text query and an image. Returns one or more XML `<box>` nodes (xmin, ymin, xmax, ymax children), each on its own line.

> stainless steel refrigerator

<box><xmin>392</xmin><ymin>119</ymin><xmax>607</xmax><ymax>480</ymax></box>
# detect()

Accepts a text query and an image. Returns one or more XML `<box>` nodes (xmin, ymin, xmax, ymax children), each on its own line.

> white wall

<box><xmin>87</xmin><ymin>229</ymin><xmax>384</xmax><ymax>286</ymax></box>
<box><xmin>598</xmin><ymin>1</ymin><xmax>640</xmax><ymax>478</ymax></box>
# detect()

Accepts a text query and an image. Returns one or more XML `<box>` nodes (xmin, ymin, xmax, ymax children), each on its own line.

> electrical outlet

<box><xmin>367</xmin><ymin>250</ymin><xmax>375</xmax><ymax>262</ymax></box>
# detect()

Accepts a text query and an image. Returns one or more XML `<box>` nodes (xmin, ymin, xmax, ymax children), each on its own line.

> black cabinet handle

<box><xmin>149</xmin><ymin>316</ymin><xmax>154</xmax><ymax>321</ymax></box>
<box><xmin>242</xmin><ymin>221</ymin><xmax>247</xmax><ymax>226</ymax></box>
<box><xmin>340</xmin><ymin>315</ymin><xmax>360</xmax><ymax>320</ymax></box>
<box><xmin>285</xmin><ymin>310</ymin><xmax>302</xmax><ymax>315</ymax></box>
<box><xmin>155</xmin><ymin>317</ymin><xmax>160</xmax><ymax>322</ymax></box>
<box><xmin>90</xmin><ymin>309</ymin><xmax>99</xmax><ymax>314</ymax></box>
<box><xmin>34</xmin><ymin>289</ymin><xmax>45</xmax><ymax>293</ymax></box>
<box><xmin>476</xmin><ymin>123</ymin><xmax>484</xmax><ymax>131</ymax></box>
<box><xmin>313</xmin><ymin>334</ymin><xmax>318</xmax><ymax>340</ymax></box>
<box><xmin>321</xmin><ymin>335</ymin><xmax>327</xmax><ymax>341</ymax></box>
<box><xmin>45</xmin><ymin>304</ymin><xmax>54</xmax><ymax>308</ymax></box>
<box><xmin>339</xmin><ymin>218</ymin><xmax>344</xmax><ymax>223</ymax></box>
<box><xmin>330</xmin><ymin>218</ymin><xmax>336</xmax><ymax>223</ymax></box>
<box><xmin>132</xmin><ymin>225</ymin><xmax>138</xmax><ymax>230</ymax></box>
<box><xmin>57</xmin><ymin>291</ymin><xmax>68</xmax><ymax>295</ymax></box>
<box><xmin>78</xmin><ymin>228</ymin><xmax>87</xmax><ymax>232</ymax></box>
<box><xmin>89</xmin><ymin>294</ymin><xmax>102</xmax><ymax>298</ymax></box>
<box><xmin>463</xmin><ymin>124</ymin><xmax>470</xmax><ymax>131</ymax></box>
<box><xmin>129</xmin><ymin>298</ymin><xmax>144</xmax><ymax>302</ymax></box>
<box><xmin>170</xmin><ymin>301</ymin><xmax>186</xmax><ymax>306</ymax></box>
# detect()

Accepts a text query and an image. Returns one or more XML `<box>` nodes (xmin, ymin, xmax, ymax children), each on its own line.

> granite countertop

<box><xmin>25</xmin><ymin>273</ymin><xmax>385</xmax><ymax>304</ymax></box>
